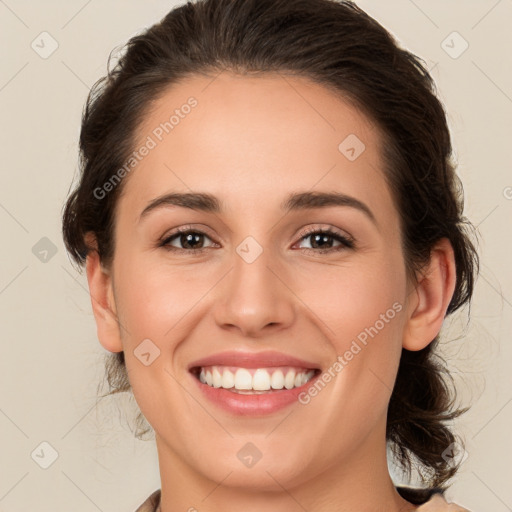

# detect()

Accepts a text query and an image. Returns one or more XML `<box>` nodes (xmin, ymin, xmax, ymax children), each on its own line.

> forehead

<box><xmin>120</xmin><ymin>71</ymin><xmax>396</xmax><ymax>225</ymax></box>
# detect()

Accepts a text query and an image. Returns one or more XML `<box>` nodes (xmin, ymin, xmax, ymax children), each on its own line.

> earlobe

<box><xmin>402</xmin><ymin>238</ymin><xmax>457</xmax><ymax>351</ymax></box>
<box><xmin>84</xmin><ymin>234</ymin><xmax>123</xmax><ymax>353</ymax></box>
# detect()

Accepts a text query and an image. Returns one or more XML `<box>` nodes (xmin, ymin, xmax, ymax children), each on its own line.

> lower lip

<box><xmin>190</xmin><ymin>371</ymin><xmax>320</xmax><ymax>416</ymax></box>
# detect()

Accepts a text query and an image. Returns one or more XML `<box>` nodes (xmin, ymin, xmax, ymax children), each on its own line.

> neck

<box><xmin>155</xmin><ymin>422</ymin><xmax>417</xmax><ymax>512</ymax></box>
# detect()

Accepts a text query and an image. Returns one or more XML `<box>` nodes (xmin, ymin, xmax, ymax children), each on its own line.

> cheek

<box><xmin>294</xmin><ymin>255</ymin><xmax>407</xmax><ymax>415</ymax></box>
<box><xmin>287</xmin><ymin>262</ymin><xmax>406</xmax><ymax>468</ymax></box>
<box><xmin>296</xmin><ymin>258</ymin><xmax>406</xmax><ymax>345</ymax></box>
<box><xmin>114</xmin><ymin>262</ymin><xmax>200</xmax><ymax>421</ymax></box>
<box><xmin>114</xmin><ymin>258</ymin><xmax>208</xmax><ymax>343</ymax></box>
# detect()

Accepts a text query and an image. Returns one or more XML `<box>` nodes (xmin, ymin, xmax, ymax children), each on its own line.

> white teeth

<box><xmin>197</xmin><ymin>366</ymin><xmax>316</xmax><ymax>392</ymax></box>
<box><xmin>212</xmin><ymin>367</ymin><xmax>222</xmax><ymax>388</ymax></box>
<box><xmin>271</xmin><ymin>370</ymin><xmax>285</xmax><ymax>390</ymax></box>
<box><xmin>221</xmin><ymin>369</ymin><xmax>235</xmax><ymax>389</ymax></box>
<box><xmin>252</xmin><ymin>369</ymin><xmax>271</xmax><ymax>391</ymax></box>
<box><xmin>284</xmin><ymin>371</ymin><xmax>296</xmax><ymax>390</ymax></box>
<box><xmin>234</xmin><ymin>368</ymin><xmax>253</xmax><ymax>390</ymax></box>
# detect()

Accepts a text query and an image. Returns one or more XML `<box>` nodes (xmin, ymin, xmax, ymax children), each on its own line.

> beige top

<box><xmin>416</xmin><ymin>493</ymin><xmax>471</xmax><ymax>511</ymax></box>
<box><xmin>417</xmin><ymin>494</ymin><xmax>470</xmax><ymax>512</ymax></box>
<box><xmin>135</xmin><ymin>489</ymin><xmax>471</xmax><ymax>511</ymax></box>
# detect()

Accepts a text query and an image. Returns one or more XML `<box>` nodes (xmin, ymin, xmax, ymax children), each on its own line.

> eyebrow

<box><xmin>138</xmin><ymin>190</ymin><xmax>377</xmax><ymax>226</ymax></box>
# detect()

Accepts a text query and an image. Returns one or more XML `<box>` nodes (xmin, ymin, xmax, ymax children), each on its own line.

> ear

<box><xmin>84</xmin><ymin>232</ymin><xmax>123</xmax><ymax>353</ymax></box>
<box><xmin>402</xmin><ymin>238</ymin><xmax>457</xmax><ymax>351</ymax></box>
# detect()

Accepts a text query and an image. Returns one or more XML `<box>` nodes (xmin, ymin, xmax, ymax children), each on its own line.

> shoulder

<box><xmin>417</xmin><ymin>493</ymin><xmax>471</xmax><ymax>511</ymax></box>
<box><xmin>135</xmin><ymin>489</ymin><xmax>161</xmax><ymax>512</ymax></box>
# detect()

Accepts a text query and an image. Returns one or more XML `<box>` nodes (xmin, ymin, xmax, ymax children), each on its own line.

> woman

<box><xmin>61</xmin><ymin>0</ymin><xmax>479</xmax><ymax>510</ymax></box>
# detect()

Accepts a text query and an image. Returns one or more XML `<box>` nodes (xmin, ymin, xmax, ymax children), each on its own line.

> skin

<box><xmin>85</xmin><ymin>71</ymin><xmax>456</xmax><ymax>512</ymax></box>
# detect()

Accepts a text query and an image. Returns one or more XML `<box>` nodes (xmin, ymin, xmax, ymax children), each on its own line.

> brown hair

<box><xmin>62</xmin><ymin>0</ymin><xmax>479</xmax><ymax>493</ymax></box>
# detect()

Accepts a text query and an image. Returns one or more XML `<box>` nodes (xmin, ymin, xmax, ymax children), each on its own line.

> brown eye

<box><xmin>161</xmin><ymin>229</ymin><xmax>217</xmax><ymax>253</ymax></box>
<box><xmin>295</xmin><ymin>228</ymin><xmax>355</xmax><ymax>254</ymax></box>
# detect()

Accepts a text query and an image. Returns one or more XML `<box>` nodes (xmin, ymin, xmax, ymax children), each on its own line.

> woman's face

<box><xmin>105</xmin><ymin>72</ymin><xmax>414</xmax><ymax>490</ymax></box>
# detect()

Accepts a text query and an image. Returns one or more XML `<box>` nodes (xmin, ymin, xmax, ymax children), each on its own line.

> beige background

<box><xmin>0</xmin><ymin>1</ymin><xmax>510</xmax><ymax>511</ymax></box>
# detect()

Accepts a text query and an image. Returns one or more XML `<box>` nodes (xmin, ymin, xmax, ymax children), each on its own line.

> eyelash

<box><xmin>159</xmin><ymin>225</ymin><xmax>355</xmax><ymax>256</ymax></box>
<box><xmin>296</xmin><ymin>226</ymin><xmax>355</xmax><ymax>254</ymax></box>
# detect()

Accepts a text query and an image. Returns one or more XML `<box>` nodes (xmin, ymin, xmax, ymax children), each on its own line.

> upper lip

<box><xmin>188</xmin><ymin>350</ymin><xmax>321</xmax><ymax>371</ymax></box>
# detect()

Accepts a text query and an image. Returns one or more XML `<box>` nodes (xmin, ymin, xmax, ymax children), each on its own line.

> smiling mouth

<box><xmin>190</xmin><ymin>365</ymin><xmax>321</xmax><ymax>393</ymax></box>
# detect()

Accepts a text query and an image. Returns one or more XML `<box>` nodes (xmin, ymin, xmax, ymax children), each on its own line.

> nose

<box><xmin>212</xmin><ymin>245</ymin><xmax>296</xmax><ymax>338</ymax></box>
